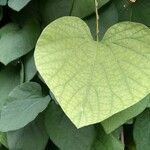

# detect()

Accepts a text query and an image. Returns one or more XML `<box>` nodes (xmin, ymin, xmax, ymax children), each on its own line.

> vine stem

<box><xmin>94</xmin><ymin>0</ymin><xmax>99</xmax><ymax>41</ymax></box>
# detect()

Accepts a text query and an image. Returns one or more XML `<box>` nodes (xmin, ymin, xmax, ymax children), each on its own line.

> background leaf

<box><xmin>45</xmin><ymin>103</ymin><xmax>96</xmax><ymax>150</ymax></box>
<box><xmin>0</xmin><ymin>82</ymin><xmax>50</xmax><ymax>132</ymax></box>
<box><xmin>0</xmin><ymin>21</ymin><xmax>41</xmax><ymax>65</ymax></box>
<box><xmin>86</xmin><ymin>2</ymin><xmax>118</xmax><ymax>40</ymax></box>
<box><xmin>40</xmin><ymin>0</ymin><xmax>110</xmax><ymax>26</ymax></box>
<box><xmin>7</xmin><ymin>115</ymin><xmax>48</xmax><ymax>150</ymax></box>
<box><xmin>92</xmin><ymin>126</ymin><xmax>124</xmax><ymax>150</ymax></box>
<box><xmin>113</xmin><ymin>0</ymin><xmax>150</xmax><ymax>27</ymax></box>
<box><xmin>133</xmin><ymin>109</ymin><xmax>150</xmax><ymax>150</ymax></box>
<box><xmin>0</xmin><ymin>0</ymin><xmax>7</xmax><ymax>5</ymax></box>
<box><xmin>102</xmin><ymin>95</ymin><xmax>150</xmax><ymax>133</ymax></box>
<box><xmin>8</xmin><ymin>0</ymin><xmax>32</xmax><ymax>11</ymax></box>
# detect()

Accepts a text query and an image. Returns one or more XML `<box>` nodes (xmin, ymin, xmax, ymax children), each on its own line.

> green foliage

<box><xmin>7</xmin><ymin>116</ymin><xmax>48</xmax><ymax>150</ymax></box>
<box><xmin>0</xmin><ymin>0</ymin><xmax>149</xmax><ymax>149</ymax></box>
<box><xmin>133</xmin><ymin>109</ymin><xmax>150</xmax><ymax>150</ymax></box>
<box><xmin>35</xmin><ymin>16</ymin><xmax>150</xmax><ymax>128</ymax></box>
<box><xmin>0</xmin><ymin>0</ymin><xmax>7</xmax><ymax>6</ymax></box>
<box><xmin>102</xmin><ymin>95</ymin><xmax>150</xmax><ymax>133</ymax></box>
<box><xmin>45</xmin><ymin>103</ymin><xmax>96</xmax><ymax>150</ymax></box>
<box><xmin>0</xmin><ymin>21</ymin><xmax>40</xmax><ymax>65</ymax></box>
<box><xmin>0</xmin><ymin>82</ymin><xmax>50</xmax><ymax>132</ymax></box>
<box><xmin>92</xmin><ymin>126</ymin><xmax>124</xmax><ymax>150</ymax></box>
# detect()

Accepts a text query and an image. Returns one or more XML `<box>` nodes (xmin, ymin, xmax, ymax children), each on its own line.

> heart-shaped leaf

<box><xmin>45</xmin><ymin>103</ymin><xmax>96</xmax><ymax>150</ymax></box>
<box><xmin>0</xmin><ymin>21</ymin><xmax>40</xmax><ymax>65</ymax></box>
<box><xmin>0</xmin><ymin>82</ymin><xmax>50</xmax><ymax>132</ymax></box>
<box><xmin>102</xmin><ymin>95</ymin><xmax>150</xmax><ymax>133</ymax></box>
<box><xmin>7</xmin><ymin>115</ymin><xmax>48</xmax><ymax>150</ymax></box>
<box><xmin>133</xmin><ymin>109</ymin><xmax>150</xmax><ymax>150</ymax></box>
<box><xmin>35</xmin><ymin>17</ymin><xmax>150</xmax><ymax>128</ymax></box>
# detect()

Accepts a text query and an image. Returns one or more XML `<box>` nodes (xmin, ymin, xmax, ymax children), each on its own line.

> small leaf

<box><xmin>133</xmin><ymin>109</ymin><xmax>150</xmax><ymax>150</ymax></box>
<box><xmin>0</xmin><ymin>21</ymin><xmax>40</xmax><ymax>65</ymax></box>
<box><xmin>45</xmin><ymin>103</ymin><xmax>96</xmax><ymax>150</ymax></box>
<box><xmin>101</xmin><ymin>95</ymin><xmax>150</xmax><ymax>133</ymax></box>
<box><xmin>7</xmin><ymin>115</ymin><xmax>48</xmax><ymax>150</ymax></box>
<box><xmin>8</xmin><ymin>0</ymin><xmax>32</xmax><ymax>11</ymax></box>
<box><xmin>35</xmin><ymin>17</ymin><xmax>150</xmax><ymax>128</ymax></box>
<box><xmin>0</xmin><ymin>82</ymin><xmax>50</xmax><ymax>132</ymax></box>
<box><xmin>92</xmin><ymin>126</ymin><xmax>124</xmax><ymax>150</ymax></box>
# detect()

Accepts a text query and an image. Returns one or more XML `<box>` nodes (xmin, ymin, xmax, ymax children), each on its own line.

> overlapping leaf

<box><xmin>40</xmin><ymin>0</ymin><xmax>110</xmax><ymax>25</ymax></box>
<box><xmin>102</xmin><ymin>94</ymin><xmax>150</xmax><ymax>133</ymax></box>
<box><xmin>8</xmin><ymin>0</ymin><xmax>32</xmax><ymax>11</ymax></box>
<box><xmin>7</xmin><ymin>116</ymin><xmax>48</xmax><ymax>150</ymax></box>
<box><xmin>133</xmin><ymin>109</ymin><xmax>150</xmax><ymax>150</ymax></box>
<box><xmin>23</xmin><ymin>51</ymin><xmax>37</xmax><ymax>82</ymax></box>
<box><xmin>71</xmin><ymin>0</ymin><xmax>110</xmax><ymax>18</ymax></box>
<box><xmin>0</xmin><ymin>21</ymin><xmax>40</xmax><ymax>65</ymax></box>
<box><xmin>0</xmin><ymin>65</ymin><xmax>20</xmax><ymax>109</ymax></box>
<box><xmin>0</xmin><ymin>82</ymin><xmax>50</xmax><ymax>132</ymax></box>
<box><xmin>0</xmin><ymin>0</ymin><xmax>32</xmax><ymax>11</ymax></box>
<box><xmin>45</xmin><ymin>103</ymin><xmax>96</xmax><ymax>150</ymax></box>
<box><xmin>92</xmin><ymin>126</ymin><xmax>124</xmax><ymax>150</ymax></box>
<box><xmin>35</xmin><ymin>17</ymin><xmax>150</xmax><ymax>128</ymax></box>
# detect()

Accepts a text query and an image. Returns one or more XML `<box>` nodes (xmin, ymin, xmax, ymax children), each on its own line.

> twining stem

<box><xmin>95</xmin><ymin>0</ymin><xmax>99</xmax><ymax>41</ymax></box>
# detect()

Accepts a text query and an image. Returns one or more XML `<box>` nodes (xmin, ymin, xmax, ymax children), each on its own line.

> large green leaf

<box><xmin>92</xmin><ymin>126</ymin><xmax>124</xmax><ymax>150</ymax></box>
<box><xmin>0</xmin><ymin>82</ymin><xmax>50</xmax><ymax>132</ymax></box>
<box><xmin>101</xmin><ymin>95</ymin><xmax>150</xmax><ymax>133</ymax></box>
<box><xmin>113</xmin><ymin>0</ymin><xmax>150</xmax><ymax>27</ymax></box>
<box><xmin>7</xmin><ymin>116</ymin><xmax>48</xmax><ymax>150</ymax></box>
<box><xmin>40</xmin><ymin>0</ymin><xmax>110</xmax><ymax>26</ymax></box>
<box><xmin>0</xmin><ymin>65</ymin><xmax>20</xmax><ymax>109</ymax></box>
<box><xmin>45</xmin><ymin>103</ymin><xmax>96</xmax><ymax>150</ymax></box>
<box><xmin>0</xmin><ymin>21</ymin><xmax>40</xmax><ymax>65</ymax></box>
<box><xmin>133</xmin><ymin>109</ymin><xmax>150</xmax><ymax>150</ymax></box>
<box><xmin>8</xmin><ymin>0</ymin><xmax>32</xmax><ymax>11</ymax></box>
<box><xmin>35</xmin><ymin>16</ymin><xmax>150</xmax><ymax>128</ymax></box>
